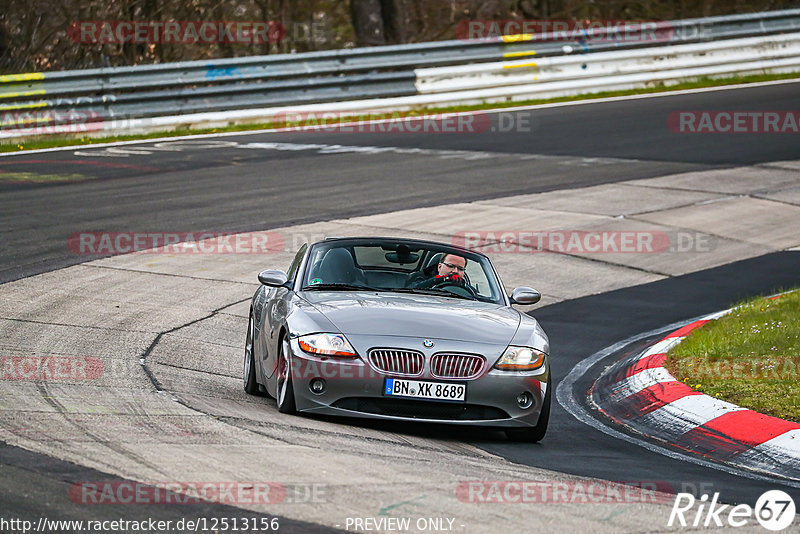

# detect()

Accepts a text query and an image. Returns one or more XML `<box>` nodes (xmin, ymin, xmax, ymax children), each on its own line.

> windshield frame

<box><xmin>295</xmin><ymin>237</ymin><xmax>508</xmax><ymax>305</ymax></box>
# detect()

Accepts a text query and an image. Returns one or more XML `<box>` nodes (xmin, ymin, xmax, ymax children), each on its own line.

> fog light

<box><xmin>517</xmin><ymin>392</ymin><xmax>533</xmax><ymax>409</ymax></box>
<box><xmin>309</xmin><ymin>378</ymin><xmax>326</xmax><ymax>395</ymax></box>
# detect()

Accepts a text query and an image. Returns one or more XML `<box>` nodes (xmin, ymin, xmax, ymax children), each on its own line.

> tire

<box><xmin>505</xmin><ymin>381</ymin><xmax>551</xmax><ymax>443</ymax></box>
<box><xmin>276</xmin><ymin>337</ymin><xmax>296</xmax><ymax>414</ymax></box>
<box><xmin>243</xmin><ymin>312</ymin><xmax>263</xmax><ymax>395</ymax></box>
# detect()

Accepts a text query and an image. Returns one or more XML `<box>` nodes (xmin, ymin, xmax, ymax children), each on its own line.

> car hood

<box><xmin>299</xmin><ymin>291</ymin><xmax>521</xmax><ymax>345</ymax></box>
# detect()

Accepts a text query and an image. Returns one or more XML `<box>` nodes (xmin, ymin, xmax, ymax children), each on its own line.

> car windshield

<box><xmin>299</xmin><ymin>240</ymin><xmax>505</xmax><ymax>304</ymax></box>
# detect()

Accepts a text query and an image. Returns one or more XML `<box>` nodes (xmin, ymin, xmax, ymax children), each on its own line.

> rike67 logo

<box><xmin>669</xmin><ymin>490</ymin><xmax>796</xmax><ymax>531</ymax></box>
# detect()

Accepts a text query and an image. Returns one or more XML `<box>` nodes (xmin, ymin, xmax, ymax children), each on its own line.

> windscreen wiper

<box><xmin>384</xmin><ymin>287</ymin><xmax>477</xmax><ymax>301</ymax></box>
<box><xmin>300</xmin><ymin>283</ymin><xmax>377</xmax><ymax>291</ymax></box>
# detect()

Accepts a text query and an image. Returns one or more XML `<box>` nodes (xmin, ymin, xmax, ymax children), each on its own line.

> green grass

<box><xmin>2</xmin><ymin>71</ymin><xmax>799</xmax><ymax>153</ymax></box>
<box><xmin>665</xmin><ymin>289</ymin><xmax>800</xmax><ymax>423</ymax></box>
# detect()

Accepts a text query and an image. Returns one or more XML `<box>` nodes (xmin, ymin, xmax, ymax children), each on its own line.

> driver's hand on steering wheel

<box><xmin>439</xmin><ymin>273</ymin><xmax>466</xmax><ymax>286</ymax></box>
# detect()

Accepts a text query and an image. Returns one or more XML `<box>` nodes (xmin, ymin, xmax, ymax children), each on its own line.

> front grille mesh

<box><xmin>369</xmin><ymin>349</ymin><xmax>424</xmax><ymax>376</ymax></box>
<box><xmin>431</xmin><ymin>353</ymin><xmax>485</xmax><ymax>379</ymax></box>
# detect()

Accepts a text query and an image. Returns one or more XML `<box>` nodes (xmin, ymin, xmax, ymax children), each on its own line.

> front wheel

<box><xmin>505</xmin><ymin>381</ymin><xmax>551</xmax><ymax>443</ymax></box>
<box><xmin>243</xmin><ymin>312</ymin><xmax>263</xmax><ymax>395</ymax></box>
<box><xmin>276</xmin><ymin>338</ymin><xmax>296</xmax><ymax>414</ymax></box>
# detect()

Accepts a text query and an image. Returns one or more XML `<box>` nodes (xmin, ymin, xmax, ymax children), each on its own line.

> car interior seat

<box><xmin>317</xmin><ymin>248</ymin><xmax>365</xmax><ymax>285</ymax></box>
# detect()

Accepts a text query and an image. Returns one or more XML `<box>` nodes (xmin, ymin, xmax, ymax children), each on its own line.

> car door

<box><xmin>262</xmin><ymin>243</ymin><xmax>307</xmax><ymax>380</ymax></box>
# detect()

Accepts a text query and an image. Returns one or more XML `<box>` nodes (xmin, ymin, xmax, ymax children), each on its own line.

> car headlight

<box><xmin>298</xmin><ymin>333</ymin><xmax>357</xmax><ymax>357</ymax></box>
<box><xmin>494</xmin><ymin>346</ymin><xmax>546</xmax><ymax>371</ymax></box>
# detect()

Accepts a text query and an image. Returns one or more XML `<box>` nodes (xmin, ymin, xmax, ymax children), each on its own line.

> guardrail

<box><xmin>1</xmin><ymin>9</ymin><xmax>800</xmax><ymax>138</ymax></box>
<box><xmin>415</xmin><ymin>32</ymin><xmax>800</xmax><ymax>103</ymax></box>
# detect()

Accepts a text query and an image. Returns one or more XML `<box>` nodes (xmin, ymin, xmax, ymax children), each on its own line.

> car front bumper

<box><xmin>285</xmin><ymin>337</ymin><xmax>549</xmax><ymax>428</ymax></box>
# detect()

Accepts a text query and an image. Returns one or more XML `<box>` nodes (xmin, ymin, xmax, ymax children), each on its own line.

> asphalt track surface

<box><xmin>1</xmin><ymin>81</ymin><xmax>799</xmax><ymax>284</ymax></box>
<box><xmin>2</xmin><ymin>82</ymin><xmax>800</xmax><ymax>525</ymax></box>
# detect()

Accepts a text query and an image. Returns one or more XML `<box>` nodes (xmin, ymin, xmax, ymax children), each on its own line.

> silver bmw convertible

<box><xmin>243</xmin><ymin>237</ymin><xmax>551</xmax><ymax>441</ymax></box>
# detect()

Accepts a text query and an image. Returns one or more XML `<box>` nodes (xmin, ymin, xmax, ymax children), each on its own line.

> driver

<box><xmin>412</xmin><ymin>253</ymin><xmax>469</xmax><ymax>289</ymax></box>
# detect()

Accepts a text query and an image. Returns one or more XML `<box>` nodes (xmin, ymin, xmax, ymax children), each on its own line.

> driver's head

<box><xmin>438</xmin><ymin>253</ymin><xmax>467</xmax><ymax>277</ymax></box>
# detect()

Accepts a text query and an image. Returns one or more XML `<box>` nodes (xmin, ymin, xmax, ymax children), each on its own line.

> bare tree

<box><xmin>380</xmin><ymin>0</ymin><xmax>409</xmax><ymax>43</ymax></box>
<box><xmin>0</xmin><ymin>0</ymin><xmax>797</xmax><ymax>73</ymax></box>
<box><xmin>0</xmin><ymin>21</ymin><xmax>10</xmax><ymax>71</ymax></box>
<box><xmin>350</xmin><ymin>0</ymin><xmax>386</xmax><ymax>45</ymax></box>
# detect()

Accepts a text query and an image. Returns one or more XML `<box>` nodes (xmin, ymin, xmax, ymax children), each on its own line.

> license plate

<box><xmin>384</xmin><ymin>378</ymin><xmax>466</xmax><ymax>402</ymax></box>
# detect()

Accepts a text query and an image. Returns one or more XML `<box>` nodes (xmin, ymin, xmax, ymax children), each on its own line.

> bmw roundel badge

<box><xmin>423</xmin><ymin>339</ymin><xmax>434</xmax><ymax>348</ymax></box>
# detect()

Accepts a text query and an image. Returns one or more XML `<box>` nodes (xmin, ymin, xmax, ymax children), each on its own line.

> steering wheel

<box><xmin>430</xmin><ymin>277</ymin><xmax>478</xmax><ymax>299</ymax></box>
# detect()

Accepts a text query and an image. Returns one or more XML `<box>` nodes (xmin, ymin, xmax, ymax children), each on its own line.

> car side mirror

<box><xmin>509</xmin><ymin>287</ymin><xmax>541</xmax><ymax>305</ymax></box>
<box><xmin>258</xmin><ymin>269</ymin><xmax>288</xmax><ymax>287</ymax></box>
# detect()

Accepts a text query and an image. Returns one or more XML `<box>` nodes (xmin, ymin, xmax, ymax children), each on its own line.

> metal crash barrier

<box><xmin>1</xmin><ymin>9</ymin><xmax>799</xmax><ymax>138</ymax></box>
